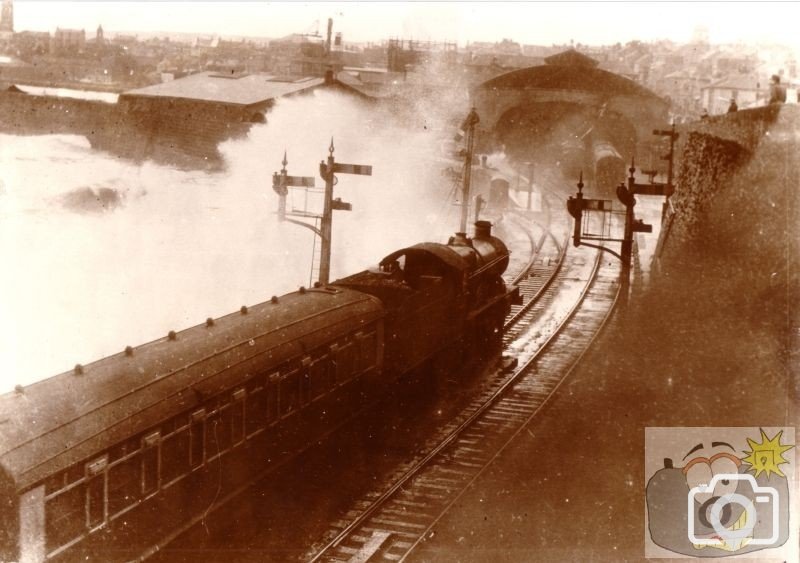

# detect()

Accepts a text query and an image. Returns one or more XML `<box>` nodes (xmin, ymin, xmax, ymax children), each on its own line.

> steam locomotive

<box><xmin>0</xmin><ymin>221</ymin><xmax>516</xmax><ymax>562</ymax></box>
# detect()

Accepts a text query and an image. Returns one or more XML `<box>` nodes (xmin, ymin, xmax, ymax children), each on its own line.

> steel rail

<box><xmin>308</xmin><ymin>246</ymin><xmax>608</xmax><ymax>563</ymax></box>
<box><xmin>401</xmin><ymin>254</ymin><xmax>621</xmax><ymax>559</ymax></box>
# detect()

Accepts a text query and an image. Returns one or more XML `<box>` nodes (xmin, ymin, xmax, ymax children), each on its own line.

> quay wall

<box><xmin>0</xmin><ymin>90</ymin><xmax>259</xmax><ymax>168</ymax></box>
<box><xmin>655</xmin><ymin>105</ymin><xmax>798</xmax><ymax>316</ymax></box>
<box><xmin>658</xmin><ymin>104</ymin><xmax>798</xmax><ymax>259</ymax></box>
<box><xmin>647</xmin><ymin>104</ymin><xmax>799</xmax><ymax>404</ymax></box>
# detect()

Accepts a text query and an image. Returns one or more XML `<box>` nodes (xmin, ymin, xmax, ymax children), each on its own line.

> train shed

<box><xmin>471</xmin><ymin>49</ymin><xmax>669</xmax><ymax>163</ymax></box>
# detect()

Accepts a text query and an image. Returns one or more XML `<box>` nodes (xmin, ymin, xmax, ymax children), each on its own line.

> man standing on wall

<box><xmin>769</xmin><ymin>74</ymin><xmax>787</xmax><ymax>104</ymax></box>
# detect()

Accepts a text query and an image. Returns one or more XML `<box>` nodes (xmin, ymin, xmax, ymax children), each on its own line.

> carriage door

<box><xmin>86</xmin><ymin>456</ymin><xmax>108</xmax><ymax>530</ymax></box>
<box><xmin>18</xmin><ymin>485</ymin><xmax>44</xmax><ymax>562</ymax></box>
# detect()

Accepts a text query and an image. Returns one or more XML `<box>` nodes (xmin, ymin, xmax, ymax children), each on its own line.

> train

<box><xmin>0</xmin><ymin>221</ymin><xmax>517</xmax><ymax>562</ymax></box>
<box><xmin>591</xmin><ymin>138</ymin><xmax>625</xmax><ymax>198</ymax></box>
<box><xmin>552</xmin><ymin>135</ymin><xmax>625</xmax><ymax>198</ymax></box>
<box><xmin>557</xmin><ymin>136</ymin><xmax>586</xmax><ymax>182</ymax></box>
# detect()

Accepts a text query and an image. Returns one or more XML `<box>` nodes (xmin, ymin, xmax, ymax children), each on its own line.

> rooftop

<box><xmin>122</xmin><ymin>71</ymin><xmax>325</xmax><ymax>106</ymax></box>
<box><xmin>479</xmin><ymin>50</ymin><xmax>662</xmax><ymax>102</ymax></box>
<box><xmin>702</xmin><ymin>74</ymin><xmax>762</xmax><ymax>91</ymax></box>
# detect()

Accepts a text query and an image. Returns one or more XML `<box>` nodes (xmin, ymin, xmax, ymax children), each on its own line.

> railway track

<box><xmin>307</xmin><ymin>199</ymin><xmax>622</xmax><ymax>562</ymax></box>
<box><xmin>503</xmin><ymin>222</ymin><xmax>567</xmax><ymax>342</ymax></box>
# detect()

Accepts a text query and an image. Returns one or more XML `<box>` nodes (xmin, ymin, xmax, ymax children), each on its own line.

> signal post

<box><xmin>566</xmin><ymin>125</ymin><xmax>678</xmax><ymax>296</ymax></box>
<box><xmin>273</xmin><ymin>139</ymin><xmax>372</xmax><ymax>286</ymax></box>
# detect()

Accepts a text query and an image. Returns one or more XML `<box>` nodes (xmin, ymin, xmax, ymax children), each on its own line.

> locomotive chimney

<box><xmin>474</xmin><ymin>220</ymin><xmax>492</xmax><ymax>240</ymax></box>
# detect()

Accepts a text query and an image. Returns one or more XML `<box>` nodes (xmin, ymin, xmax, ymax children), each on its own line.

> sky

<box><xmin>11</xmin><ymin>1</ymin><xmax>800</xmax><ymax>49</ymax></box>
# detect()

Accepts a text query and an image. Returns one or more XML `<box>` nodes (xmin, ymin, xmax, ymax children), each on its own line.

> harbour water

<box><xmin>0</xmin><ymin>89</ymin><xmax>457</xmax><ymax>392</ymax></box>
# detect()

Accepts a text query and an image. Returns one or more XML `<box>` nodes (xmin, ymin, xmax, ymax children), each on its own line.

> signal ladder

<box><xmin>309</xmin><ymin>217</ymin><xmax>322</xmax><ymax>287</ymax></box>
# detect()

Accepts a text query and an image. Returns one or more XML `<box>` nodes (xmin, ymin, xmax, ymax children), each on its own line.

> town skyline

<box><xmin>11</xmin><ymin>1</ymin><xmax>800</xmax><ymax>51</ymax></box>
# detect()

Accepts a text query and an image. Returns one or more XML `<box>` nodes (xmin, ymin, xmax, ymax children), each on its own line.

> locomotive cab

<box><xmin>378</xmin><ymin>248</ymin><xmax>459</xmax><ymax>292</ymax></box>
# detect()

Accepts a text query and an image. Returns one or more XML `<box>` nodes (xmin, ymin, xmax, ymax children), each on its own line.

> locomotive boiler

<box><xmin>0</xmin><ymin>222</ymin><xmax>515</xmax><ymax>562</ymax></box>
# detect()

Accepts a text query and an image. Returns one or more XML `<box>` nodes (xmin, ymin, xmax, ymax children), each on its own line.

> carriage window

<box><xmin>190</xmin><ymin>410</ymin><xmax>205</xmax><ymax>469</ymax></box>
<box><xmin>359</xmin><ymin>331</ymin><xmax>378</xmax><ymax>371</ymax></box>
<box><xmin>300</xmin><ymin>358</ymin><xmax>312</xmax><ymax>404</ymax></box>
<box><xmin>161</xmin><ymin>412</ymin><xmax>189</xmax><ymax>435</ymax></box>
<box><xmin>45</xmin><ymin>485</ymin><xmax>84</xmax><ymax>553</ymax></box>
<box><xmin>335</xmin><ymin>343</ymin><xmax>356</xmax><ymax>384</ymax></box>
<box><xmin>309</xmin><ymin>356</ymin><xmax>331</xmax><ymax>400</ymax></box>
<box><xmin>205</xmin><ymin>411</ymin><xmax>222</xmax><ymax>459</ymax></box>
<box><xmin>246</xmin><ymin>380</ymin><xmax>266</xmax><ymax>437</ymax></box>
<box><xmin>107</xmin><ymin>454</ymin><xmax>140</xmax><ymax>516</ymax></box>
<box><xmin>85</xmin><ymin>457</ymin><xmax>107</xmax><ymax>529</ymax></box>
<box><xmin>66</xmin><ymin>463</ymin><xmax>84</xmax><ymax>487</ymax></box>
<box><xmin>108</xmin><ymin>435</ymin><xmax>140</xmax><ymax>462</ymax></box>
<box><xmin>231</xmin><ymin>389</ymin><xmax>245</xmax><ymax>445</ymax></box>
<box><xmin>141</xmin><ymin>432</ymin><xmax>160</xmax><ymax>495</ymax></box>
<box><xmin>266</xmin><ymin>373</ymin><xmax>280</xmax><ymax>423</ymax></box>
<box><xmin>280</xmin><ymin>370</ymin><xmax>301</xmax><ymax>416</ymax></box>
<box><xmin>217</xmin><ymin>405</ymin><xmax>233</xmax><ymax>454</ymax></box>
<box><xmin>45</xmin><ymin>471</ymin><xmax>67</xmax><ymax>495</ymax></box>
<box><xmin>162</xmin><ymin>427</ymin><xmax>190</xmax><ymax>485</ymax></box>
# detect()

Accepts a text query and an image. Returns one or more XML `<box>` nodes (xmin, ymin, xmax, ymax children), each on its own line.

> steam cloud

<box><xmin>0</xmin><ymin>88</ymin><xmax>464</xmax><ymax>391</ymax></box>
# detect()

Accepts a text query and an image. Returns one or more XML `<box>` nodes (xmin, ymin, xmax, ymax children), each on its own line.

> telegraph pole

<box><xmin>459</xmin><ymin>107</ymin><xmax>480</xmax><ymax>233</ymax></box>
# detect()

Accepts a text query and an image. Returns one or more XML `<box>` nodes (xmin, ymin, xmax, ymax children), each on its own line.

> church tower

<box><xmin>0</xmin><ymin>0</ymin><xmax>13</xmax><ymax>35</ymax></box>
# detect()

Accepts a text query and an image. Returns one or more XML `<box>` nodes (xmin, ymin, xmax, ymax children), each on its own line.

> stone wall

<box><xmin>656</xmin><ymin>105</ymin><xmax>798</xmax><ymax>290</ymax></box>
<box><xmin>647</xmin><ymin>103</ymin><xmax>799</xmax><ymax>404</ymax></box>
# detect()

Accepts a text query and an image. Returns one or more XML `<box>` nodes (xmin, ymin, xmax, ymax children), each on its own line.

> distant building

<box><xmin>0</xmin><ymin>0</ymin><xmax>12</xmax><ymax>40</ymax></box>
<box><xmin>96</xmin><ymin>25</ymin><xmax>104</xmax><ymax>44</ymax></box>
<box><xmin>11</xmin><ymin>30</ymin><xmax>50</xmax><ymax>57</ymax></box>
<box><xmin>658</xmin><ymin>68</ymin><xmax>711</xmax><ymax>117</ymax></box>
<box><xmin>192</xmin><ymin>35</ymin><xmax>220</xmax><ymax>51</ymax></box>
<box><xmin>51</xmin><ymin>28</ymin><xmax>86</xmax><ymax>54</ymax></box>
<box><xmin>701</xmin><ymin>74</ymin><xmax>762</xmax><ymax>114</ymax></box>
<box><xmin>268</xmin><ymin>33</ymin><xmax>339</xmax><ymax>77</ymax></box>
<box><xmin>111</xmin><ymin>34</ymin><xmax>137</xmax><ymax>46</ymax></box>
<box><xmin>691</xmin><ymin>25</ymin><xmax>709</xmax><ymax>45</ymax></box>
<box><xmin>387</xmin><ymin>39</ymin><xmax>418</xmax><ymax>72</ymax></box>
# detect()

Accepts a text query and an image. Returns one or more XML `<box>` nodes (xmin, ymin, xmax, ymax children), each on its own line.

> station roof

<box><xmin>122</xmin><ymin>72</ymin><xmax>325</xmax><ymax>107</ymax></box>
<box><xmin>477</xmin><ymin>48</ymin><xmax>662</xmax><ymax>102</ymax></box>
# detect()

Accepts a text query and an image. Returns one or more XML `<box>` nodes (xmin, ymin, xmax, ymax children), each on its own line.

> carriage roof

<box><xmin>0</xmin><ymin>287</ymin><xmax>383</xmax><ymax>491</ymax></box>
